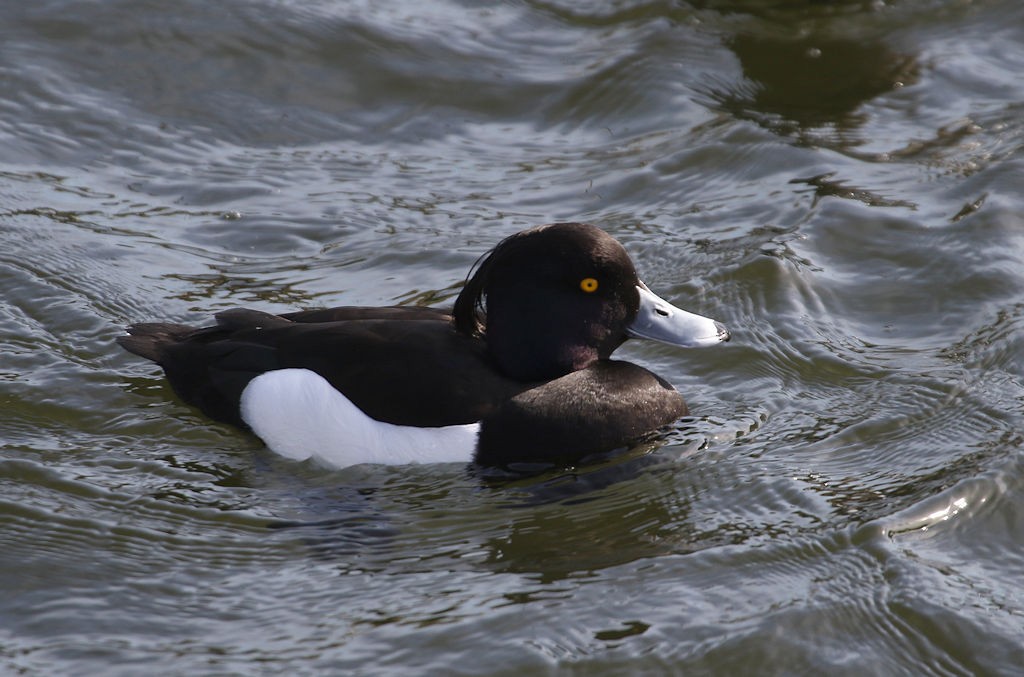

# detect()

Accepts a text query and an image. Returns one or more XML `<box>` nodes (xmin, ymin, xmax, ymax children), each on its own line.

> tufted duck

<box><xmin>118</xmin><ymin>222</ymin><xmax>729</xmax><ymax>468</ymax></box>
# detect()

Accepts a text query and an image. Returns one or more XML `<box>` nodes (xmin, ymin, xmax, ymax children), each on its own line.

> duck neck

<box><xmin>485</xmin><ymin>305</ymin><xmax>626</xmax><ymax>381</ymax></box>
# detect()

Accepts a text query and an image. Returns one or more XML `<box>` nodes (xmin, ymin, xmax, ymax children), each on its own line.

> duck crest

<box><xmin>454</xmin><ymin>222</ymin><xmax>621</xmax><ymax>340</ymax></box>
<box><xmin>452</xmin><ymin>222</ymin><xmax>641</xmax><ymax>381</ymax></box>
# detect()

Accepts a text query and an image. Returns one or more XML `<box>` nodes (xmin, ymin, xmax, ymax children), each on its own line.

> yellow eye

<box><xmin>579</xmin><ymin>277</ymin><xmax>599</xmax><ymax>293</ymax></box>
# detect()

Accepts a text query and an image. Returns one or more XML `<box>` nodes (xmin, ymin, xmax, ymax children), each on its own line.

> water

<box><xmin>2</xmin><ymin>0</ymin><xmax>1024</xmax><ymax>674</ymax></box>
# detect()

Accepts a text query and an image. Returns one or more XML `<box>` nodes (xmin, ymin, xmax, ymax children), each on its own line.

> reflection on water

<box><xmin>703</xmin><ymin>18</ymin><xmax>919</xmax><ymax>146</ymax></box>
<box><xmin>791</xmin><ymin>172</ymin><xmax>917</xmax><ymax>209</ymax></box>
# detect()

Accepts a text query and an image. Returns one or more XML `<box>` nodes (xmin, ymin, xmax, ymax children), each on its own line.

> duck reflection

<box><xmin>475</xmin><ymin>442</ymin><xmax>730</xmax><ymax>582</ymax></box>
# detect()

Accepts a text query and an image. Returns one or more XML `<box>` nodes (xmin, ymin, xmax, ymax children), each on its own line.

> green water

<box><xmin>2</xmin><ymin>0</ymin><xmax>1024</xmax><ymax>674</ymax></box>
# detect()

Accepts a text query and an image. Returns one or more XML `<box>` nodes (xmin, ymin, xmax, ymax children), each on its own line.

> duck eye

<box><xmin>579</xmin><ymin>277</ymin><xmax>599</xmax><ymax>293</ymax></box>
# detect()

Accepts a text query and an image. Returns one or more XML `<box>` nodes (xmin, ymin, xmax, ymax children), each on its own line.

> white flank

<box><xmin>239</xmin><ymin>368</ymin><xmax>479</xmax><ymax>468</ymax></box>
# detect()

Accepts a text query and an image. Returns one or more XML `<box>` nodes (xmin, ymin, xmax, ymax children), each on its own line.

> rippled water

<box><xmin>3</xmin><ymin>0</ymin><xmax>1024</xmax><ymax>674</ymax></box>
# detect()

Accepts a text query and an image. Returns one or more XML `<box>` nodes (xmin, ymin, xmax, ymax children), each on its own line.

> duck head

<box><xmin>453</xmin><ymin>222</ymin><xmax>729</xmax><ymax>382</ymax></box>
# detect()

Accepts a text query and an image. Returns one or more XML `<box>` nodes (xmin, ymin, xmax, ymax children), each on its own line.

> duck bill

<box><xmin>627</xmin><ymin>283</ymin><xmax>730</xmax><ymax>348</ymax></box>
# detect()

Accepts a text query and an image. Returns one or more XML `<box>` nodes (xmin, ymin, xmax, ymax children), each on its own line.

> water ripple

<box><xmin>2</xmin><ymin>0</ymin><xmax>1024</xmax><ymax>673</ymax></box>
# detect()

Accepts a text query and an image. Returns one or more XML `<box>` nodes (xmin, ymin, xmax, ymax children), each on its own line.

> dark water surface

<box><xmin>3</xmin><ymin>0</ymin><xmax>1024</xmax><ymax>674</ymax></box>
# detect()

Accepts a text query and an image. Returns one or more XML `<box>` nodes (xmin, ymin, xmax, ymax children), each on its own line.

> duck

<box><xmin>118</xmin><ymin>222</ymin><xmax>729</xmax><ymax>469</ymax></box>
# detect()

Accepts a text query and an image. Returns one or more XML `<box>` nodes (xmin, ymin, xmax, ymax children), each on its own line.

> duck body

<box><xmin>119</xmin><ymin>223</ymin><xmax>729</xmax><ymax>469</ymax></box>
